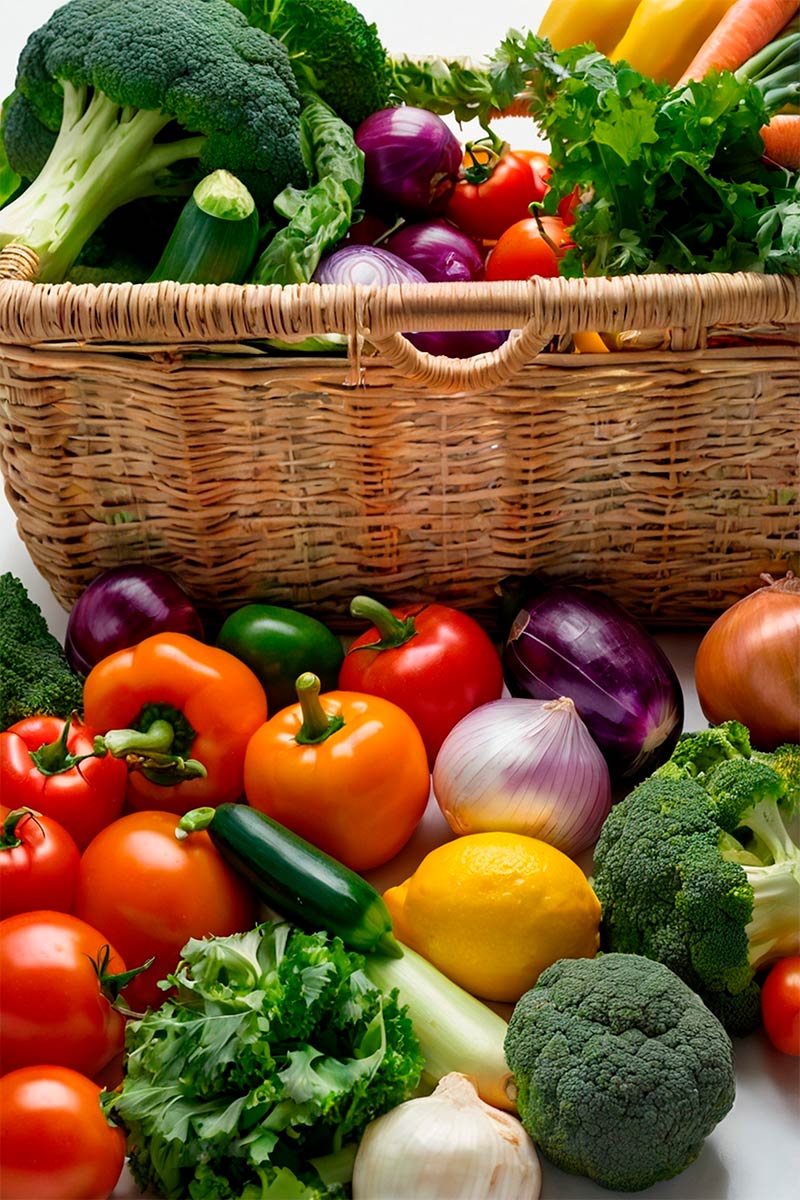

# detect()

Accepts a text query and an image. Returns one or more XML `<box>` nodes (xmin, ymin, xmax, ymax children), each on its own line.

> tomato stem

<box><xmin>0</xmin><ymin>807</ymin><xmax>41</xmax><ymax>849</ymax></box>
<box><xmin>175</xmin><ymin>806</ymin><xmax>217</xmax><ymax>840</ymax></box>
<box><xmin>349</xmin><ymin>595</ymin><xmax>419</xmax><ymax>650</ymax></box>
<box><xmin>28</xmin><ymin>714</ymin><xmax>97</xmax><ymax>776</ymax></box>
<box><xmin>294</xmin><ymin>672</ymin><xmax>345</xmax><ymax>744</ymax></box>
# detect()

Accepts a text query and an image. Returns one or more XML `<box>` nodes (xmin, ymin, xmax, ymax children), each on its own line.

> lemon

<box><xmin>383</xmin><ymin>831</ymin><xmax>601</xmax><ymax>1003</ymax></box>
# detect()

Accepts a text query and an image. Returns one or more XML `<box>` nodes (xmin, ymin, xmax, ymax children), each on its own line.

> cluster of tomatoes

<box><xmin>445</xmin><ymin>144</ymin><xmax>579</xmax><ymax>279</ymax></box>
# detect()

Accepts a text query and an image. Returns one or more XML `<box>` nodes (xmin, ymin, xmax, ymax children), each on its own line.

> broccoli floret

<box><xmin>0</xmin><ymin>573</ymin><xmax>84</xmax><ymax>730</ymax></box>
<box><xmin>1</xmin><ymin>90</ymin><xmax>57</xmax><ymax>184</ymax></box>
<box><xmin>504</xmin><ymin>953</ymin><xmax>736</xmax><ymax>1192</ymax></box>
<box><xmin>592</xmin><ymin>727</ymin><xmax>800</xmax><ymax>1035</ymax></box>
<box><xmin>663</xmin><ymin>719</ymin><xmax>753</xmax><ymax>777</ymax></box>
<box><xmin>228</xmin><ymin>0</ymin><xmax>391</xmax><ymax>127</ymax></box>
<box><xmin>0</xmin><ymin>0</ymin><xmax>306</xmax><ymax>282</ymax></box>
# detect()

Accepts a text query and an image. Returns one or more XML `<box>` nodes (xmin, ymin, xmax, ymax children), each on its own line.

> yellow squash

<box><xmin>611</xmin><ymin>0</ymin><xmax>739</xmax><ymax>85</ymax></box>
<box><xmin>537</xmin><ymin>0</ymin><xmax>643</xmax><ymax>55</ymax></box>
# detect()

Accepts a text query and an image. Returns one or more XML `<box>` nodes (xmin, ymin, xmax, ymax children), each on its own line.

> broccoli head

<box><xmin>504</xmin><ymin>953</ymin><xmax>736</xmax><ymax>1192</ymax></box>
<box><xmin>228</xmin><ymin>0</ymin><xmax>391</xmax><ymax>127</ymax></box>
<box><xmin>0</xmin><ymin>0</ymin><xmax>307</xmax><ymax>282</ymax></box>
<box><xmin>592</xmin><ymin>723</ymin><xmax>800</xmax><ymax>1035</ymax></box>
<box><xmin>1</xmin><ymin>91</ymin><xmax>57</xmax><ymax>185</ymax></box>
<box><xmin>0</xmin><ymin>573</ymin><xmax>84</xmax><ymax>730</ymax></box>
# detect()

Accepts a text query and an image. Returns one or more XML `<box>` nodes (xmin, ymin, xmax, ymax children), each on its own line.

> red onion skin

<box><xmin>503</xmin><ymin>585</ymin><xmax>684</xmax><ymax>782</ymax></box>
<box><xmin>384</xmin><ymin>219</ymin><xmax>485</xmax><ymax>283</ymax></box>
<box><xmin>355</xmin><ymin>107</ymin><xmax>463</xmax><ymax>218</ymax></box>
<box><xmin>65</xmin><ymin>565</ymin><xmax>204</xmax><ymax>675</ymax></box>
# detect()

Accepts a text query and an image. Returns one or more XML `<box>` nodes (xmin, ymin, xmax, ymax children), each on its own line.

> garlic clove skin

<box><xmin>351</xmin><ymin>1072</ymin><xmax>541</xmax><ymax>1200</ymax></box>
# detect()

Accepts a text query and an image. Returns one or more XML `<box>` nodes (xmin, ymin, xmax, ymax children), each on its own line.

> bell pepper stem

<box><xmin>97</xmin><ymin>719</ymin><xmax>207</xmax><ymax>784</ymax></box>
<box><xmin>295</xmin><ymin>672</ymin><xmax>345</xmax><ymax>744</ymax></box>
<box><xmin>348</xmin><ymin>595</ymin><xmax>418</xmax><ymax>650</ymax></box>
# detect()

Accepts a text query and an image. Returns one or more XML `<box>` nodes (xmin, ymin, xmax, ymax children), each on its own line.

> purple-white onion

<box><xmin>503</xmin><ymin>583</ymin><xmax>684</xmax><ymax>782</ymax></box>
<box><xmin>384</xmin><ymin>219</ymin><xmax>485</xmax><ymax>283</ymax></box>
<box><xmin>432</xmin><ymin>696</ymin><xmax>612</xmax><ymax>858</ymax></box>
<box><xmin>65</xmin><ymin>564</ymin><xmax>205</xmax><ymax>675</ymax></box>
<box><xmin>355</xmin><ymin>107</ymin><xmax>463</xmax><ymax>218</ymax></box>
<box><xmin>313</xmin><ymin>243</ymin><xmax>427</xmax><ymax>286</ymax></box>
<box><xmin>314</xmin><ymin>245</ymin><xmax>508</xmax><ymax>359</ymax></box>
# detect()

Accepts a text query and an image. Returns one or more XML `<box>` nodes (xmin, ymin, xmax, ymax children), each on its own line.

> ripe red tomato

<box><xmin>484</xmin><ymin>215</ymin><xmax>572</xmax><ymax>280</ymax></box>
<box><xmin>73</xmin><ymin>809</ymin><xmax>259</xmax><ymax>1012</ymax></box>
<box><xmin>338</xmin><ymin>598</ymin><xmax>504</xmax><ymax>768</ymax></box>
<box><xmin>0</xmin><ymin>1065</ymin><xmax>126</xmax><ymax>1199</ymax></box>
<box><xmin>0</xmin><ymin>910</ymin><xmax>127</xmax><ymax>1078</ymax></box>
<box><xmin>0</xmin><ymin>805</ymin><xmax>81</xmax><ymax>919</ymax></box>
<box><xmin>446</xmin><ymin>150</ymin><xmax>545</xmax><ymax>242</ymax></box>
<box><xmin>761</xmin><ymin>956</ymin><xmax>800</xmax><ymax>1056</ymax></box>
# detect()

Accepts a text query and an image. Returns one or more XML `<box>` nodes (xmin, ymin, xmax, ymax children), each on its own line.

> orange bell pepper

<box><xmin>243</xmin><ymin>672</ymin><xmax>430</xmax><ymax>872</ymax></box>
<box><xmin>82</xmin><ymin>632</ymin><xmax>268</xmax><ymax>815</ymax></box>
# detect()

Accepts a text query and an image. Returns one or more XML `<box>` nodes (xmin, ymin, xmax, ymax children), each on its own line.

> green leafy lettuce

<box><xmin>102</xmin><ymin>922</ymin><xmax>423</xmax><ymax>1199</ymax></box>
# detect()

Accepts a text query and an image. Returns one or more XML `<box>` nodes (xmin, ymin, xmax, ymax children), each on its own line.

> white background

<box><xmin>2</xmin><ymin>5</ymin><xmax>800</xmax><ymax>1200</ymax></box>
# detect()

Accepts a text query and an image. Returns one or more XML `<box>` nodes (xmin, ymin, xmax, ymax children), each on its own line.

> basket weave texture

<box><xmin>0</xmin><ymin>255</ymin><xmax>798</xmax><ymax>630</ymax></box>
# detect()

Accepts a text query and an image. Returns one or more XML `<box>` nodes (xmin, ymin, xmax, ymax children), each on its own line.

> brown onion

<box><xmin>694</xmin><ymin>573</ymin><xmax>800</xmax><ymax>749</ymax></box>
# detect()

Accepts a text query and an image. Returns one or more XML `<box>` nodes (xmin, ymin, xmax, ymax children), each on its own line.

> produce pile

<box><xmin>0</xmin><ymin>2</ymin><xmax>799</xmax><ymax>1198</ymax></box>
<box><xmin>0</xmin><ymin>0</ymin><xmax>797</xmax><ymax>335</ymax></box>
<box><xmin>0</xmin><ymin>562</ymin><xmax>798</xmax><ymax>1199</ymax></box>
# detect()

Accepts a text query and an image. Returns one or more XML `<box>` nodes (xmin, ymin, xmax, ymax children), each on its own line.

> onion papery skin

<box><xmin>502</xmin><ymin>585</ymin><xmax>684</xmax><ymax>782</ymax></box>
<box><xmin>65</xmin><ymin>565</ymin><xmax>205</xmax><ymax>675</ymax></box>
<box><xmin>432</xmin><ymin>697</ymin><xmax>612</xmax><ymax>859</ymax></box>
<box><xmin>355</xmin><ymin>107</ymin><xmax>463</xmax><ymax>218</ymax></box>
<box><xmin>694</xmin><ymin>573</ymin><xmax>800</xmax><ymax>749</ymax></box>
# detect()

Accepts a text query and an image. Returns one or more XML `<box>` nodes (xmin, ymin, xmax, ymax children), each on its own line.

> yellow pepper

<box><xmin>537</xmin><ymin>0</ymin><xmax>643</xmax><ymax>56</ymax></box>
<box><xmin>610</xmin><ymin>0</ymin><xmax>739</xmax><ymax>85</ymax></box>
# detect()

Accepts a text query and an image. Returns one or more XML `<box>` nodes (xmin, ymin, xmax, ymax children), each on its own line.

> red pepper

<box><xmin>338</xmin><ymin>596</ymin><xmax>504</xmax><ymax>767</ymax></box>
<box><xmin>0</xmin><ymin>715</ymin><xmax>128</xmax><ymax>849</ymax></box>
<box><xmin>83</xmin><ymin>632</ymin><xmax>268</xmax><ymax>815</ymax></box>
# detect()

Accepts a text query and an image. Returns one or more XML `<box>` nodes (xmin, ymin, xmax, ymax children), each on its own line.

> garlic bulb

<box><xmin>351</xmin><ymin>1072</ymin><xmax>541</xmax><ymax>1200</ymax></box>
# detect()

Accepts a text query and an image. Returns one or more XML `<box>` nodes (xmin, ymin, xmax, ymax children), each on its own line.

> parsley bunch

<box><xmin>490</xmin><ymin>34</ymin><xmax>800</xmax><ymax>276</ymax></box>
<box><xmin>103</xmin><ymin>922</ymin><xmax>423</xmax><ymax>1199</ymax></box>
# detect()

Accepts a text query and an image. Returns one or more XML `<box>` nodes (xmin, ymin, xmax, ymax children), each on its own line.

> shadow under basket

<box><xmin>0</xmin><ymin>243</ymin><xmax>798</xmax><ymax>632</ymax></box>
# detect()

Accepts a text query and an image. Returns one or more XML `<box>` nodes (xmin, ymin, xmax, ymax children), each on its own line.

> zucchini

<box><xmin>177</xmin><ymin>803</ymin><xmax>402</xmax><ymax>958</ymax></box>
<box><xmin>148</xmin><ymin>169</ymin><xmax>259</xmax><ymax>284</ymax></box>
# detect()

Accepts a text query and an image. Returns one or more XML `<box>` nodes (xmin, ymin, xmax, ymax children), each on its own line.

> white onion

<box><xmin>431</xmin><ymin>696</ymin><xmax>612</xmax><ymax>857</ymax></box>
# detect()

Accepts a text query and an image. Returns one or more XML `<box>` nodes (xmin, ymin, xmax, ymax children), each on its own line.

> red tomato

<box><xmin>761</xmin><ymin>956</ymin><xmax>800</xmax><ymax>1056</ymax></box>
<box><xmin>0</xmin><ymin>805</ymin><xmax>80</xmax><ymax>919</ymax></box>
<box><xmin>0</xmin><ymin>1065</ymin><xmax>126</xmax><ymax>1200</ymax></box>
<box><xmin>513</xmin><ymin>151</ymin><xmax>580</xmax><ymax>226</ymax></box>
<box><xmin>73</xmin><ymin>810</ymin><xmax>259</xmax><ymax>1012</ymax></box>
<box><xmin>484</xmin><ymin>215</ymin><xmax>572</xmax><ymax>280</ymax></box>
<box><xmin>0</xmin><ymin>910</ymin><xmax>127</xmax><ymax>1079</ymax></box>
<box><xmin>446</xmin><ymin>150</ymin><xmax>544</xmax><ymax>242</ymax></box>
<box><xmin>338</xmin><ymin>598</ymin><xmax>504</xmax><ymax>767</ymax></box>
<box><xmin>0</xmin><ymin>715</ymin><xmax>128</xmax><ymax>849</ymax></box>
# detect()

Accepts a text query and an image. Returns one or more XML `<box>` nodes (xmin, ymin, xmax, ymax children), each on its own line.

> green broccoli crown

<box><xmin>664</xmin><ymin>720</ymin><xmax>753</xmax><ymax>777</ymax></box>
<box><xmin>15</xmin><ymin>0</ymin><xmax>306</xmax><ymax>209</ymax></box>
<box><xmin>229</xmin><ymin>0</ymin><xmax>391</xmax><ymax>127</ymax></box>
<box><xmin>755</xmin><ymin>743</ymin><xmax>800</xmax><ymax>811</ymax></box>
<box><xmin>593</xmin><ymin>733</ymin><xmax>800</xmax><ymax>1035</ymax></box>
<box><xmin>504</xmin><ymin>953</ymin><xmax>735</xmax><ymax>1192</ymax></box>
<box><xmin>1</xmin><ymin>0</ymin><xmax>308</xmax><ymax>279</ymax></box>
<box><xmin>0</xmin><ymin>573</ymin><xmax>84</xmax><ymax>730</ymax></box>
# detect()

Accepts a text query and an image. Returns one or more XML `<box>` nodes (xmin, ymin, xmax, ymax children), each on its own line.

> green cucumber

<box><xmin>148</xmin><ymin>169</ymin><xmax>259</xmax><ymax>284</ymax></box>
<box><xmin>177</xmin><ymin>803</ymin><xmax>402</xmax><ymax>958</ymax></box>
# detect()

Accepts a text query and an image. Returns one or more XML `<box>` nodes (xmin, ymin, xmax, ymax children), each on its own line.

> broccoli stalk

<box><xmin>1</xmin><ymin>84</ymin><xmax>205</xmax><ymax>282</ymax></box>
<box><xmin>592</xmin><ymin>721</ymin><xmax>800</xmax><ymax>1035</ymax></box>
<box><xmin>0</xmin><ymin>0</ymin><xmax>306</xmax><ymax>283</ymax></box>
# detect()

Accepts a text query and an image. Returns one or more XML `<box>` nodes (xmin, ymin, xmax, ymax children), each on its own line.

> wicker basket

<box><xmin>0</xmin><ymin>243</ymin><xmax>798</xmax><ymax>631</ymax></box>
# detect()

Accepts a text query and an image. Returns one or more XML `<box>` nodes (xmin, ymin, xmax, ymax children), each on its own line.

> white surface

<box><xmin>2</xmin><ymin>5</ymin><xmax>800</xmax><ymax>1199</ymax></box>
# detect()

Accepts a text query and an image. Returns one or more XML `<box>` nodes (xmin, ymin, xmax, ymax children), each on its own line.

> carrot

<box><xmin>678</xmin><ymin>0</ymin><xmax>799</xmax><ymax>82</ymax></box>
<box><xmin>759</xmin><ymin>113</ymin><xmax>800</xmax><ymax>168</ymax></box>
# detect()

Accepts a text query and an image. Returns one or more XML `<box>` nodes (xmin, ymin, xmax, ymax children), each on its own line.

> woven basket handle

<box><xmin>365</xmin><ymin>322</ymin><xmax>553</xmax><ymax>391</ymax></box>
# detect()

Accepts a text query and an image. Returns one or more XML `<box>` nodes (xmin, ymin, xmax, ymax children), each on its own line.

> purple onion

<box><xmin>313</xmin><ymin>244</ymin><xmax>427</xmax><ymax>286</ymax></box>
<box><xmin>407</xmin><ymin>328</ymin><xmax>509</xmax><ymax>358</ymax></box>
<box><xmin>502</xmin><ymin>584</ymin><xmax>684</xmax><ymax>782</ymax></box>
<box><xmin>65</xmin><ymin>564</ymin><xmax>205</xmax><ymax>674</ymax></box>
<box><xmin>355</xmin><ymin>106</ymin><xmax>462</xmax><ymax>218</ymax></box>
<box><xmin>384</xmin><ymin>219</ymin><xmax>485</xmax><ymax>283</ymax></box>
